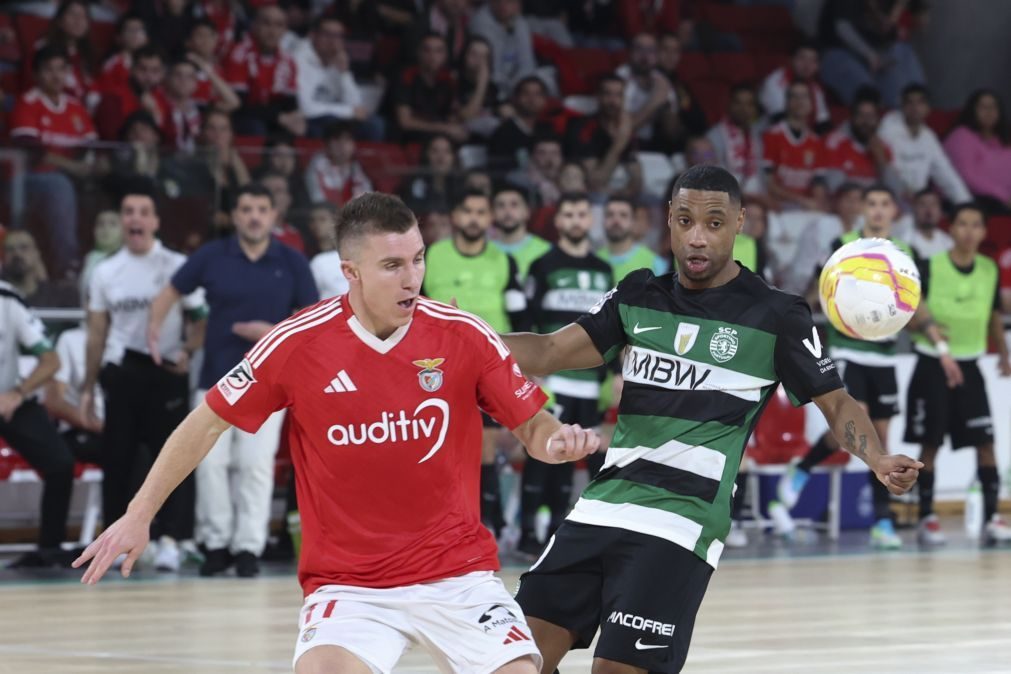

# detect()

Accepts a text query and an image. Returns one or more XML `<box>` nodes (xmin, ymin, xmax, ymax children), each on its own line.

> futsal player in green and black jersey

<box><xmin>904</xmin><ymin>202</ymin><xmax>1011</xmax><ymax>545</ymax></box>
<box><xmin>423</xmin><ymin>189</ymin><xmax>530</xmax><ymax>537</ymax></box>
<box><xmin>520</xmin><ymin>192</ymin><xmax>614</xmax><ymax>556</ymax></box>
<box><xmin>503</xmin><ymin>166</ymin><xmax>923</xmax><ymax>673</ymax></box>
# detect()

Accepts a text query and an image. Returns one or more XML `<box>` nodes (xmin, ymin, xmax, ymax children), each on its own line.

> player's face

<box><xmin>344</xmin><ymin>226</ymin><xmax>426</xmax><ymax>330</ymax></box>
<box><xmin>555</xmin><ymin>200</ymin><xmax>593</xmax><ymax>244</ymax></box>
<box><xmin>451</xmin><ymin>196</ymin><xmax>492</xmax><ymax>242</ymax></box>
<box><xmin>604</xmin><ymin>202</ymin><xmax>634</xmax><ymax>243</ymax></box>
<box><xmin>913</xmin><ymin>192</ymin><xmax>942</xmax><ymax>228</ymax></box>
<box><xmin>949</xmin><ymin>209</ymin><xmax>986</xmax><ymax>252</ymax></box>
<box><xmin>120</xmin><ymin>195</ymin><xmax>160</xmax><ymax>254</ymax></box>
<box><xmin>94</xmin><ymin>211</ymin><xmax>122</xmax><ymax>252</ymax></box>
<box><xmin>862</xmin><ymin>191</ymin><xmax>897</xmax><ymax>234</ymax></box>
<box><xmin>669</xmin><ymin>188</ymin><xmax>742</xmax><ymax>285</ymax></box>
<box><xmin>786</xmin><ymin>83</ymin><xmax>811</xmax><ymax>121</ymax></box>
<box><xmin>792</xmin><ymin>48</ymin><xmax>818</xmax><ymax>80</ymax></box>
<box><xmin>232</xmin><ymin>195</ymin><xmax>276</xmax><ymax>244</ymax></box>
<box><xmin>493</xmin><ymin>191</ymin><xmax>529</xmax><ymax>234</ymax></box>
<box><xmin>37</xmin><ymin>57</ymin><xmax>68</xmax><ymax>96</ymax></box>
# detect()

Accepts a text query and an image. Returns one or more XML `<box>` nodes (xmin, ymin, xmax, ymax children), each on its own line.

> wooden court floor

<box><xmin>1</xmin><ymin>548</ymin><xmax>1010</xmax><ymax>673</ymax></box>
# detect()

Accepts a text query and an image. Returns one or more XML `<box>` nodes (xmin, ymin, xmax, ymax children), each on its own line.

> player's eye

<box><xmin>677</xmin><ymin>217</ymin><xmax>691</xmax><ymax>227</ymax></box>
<box><xmin>711</xmin><ymin>221</ymin><xmax>722</xmax><ymax>228</ymax></box>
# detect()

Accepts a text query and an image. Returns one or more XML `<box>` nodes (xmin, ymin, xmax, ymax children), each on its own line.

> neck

<box><xmin>347</xmin><ymin>290</ymin><xmax>399</xmax><ymax>340</ymax></box>
<box><xmin>559</xmin><ymin>237</ymin><xmax>590</xmax><ymax>257</ymax></box>
<box><xmin>786</xmin><ymin>117</ymin><xmax>806</xmax><ymax>133</ymax></box>
<box><xmin>14</xmin><ymin>276</ymin><xmax>38</xmax><ymax>298</ymax></box>
<box><xmin>453</xmin><ymin>232</ymin><xmax>487</xmax><ymax>256</ymax></box>
<box><xmin>498</xmin><ymin>226</ymin><xmax>527</xmax><ymax>245</ymax></box>
<box><xmin>905</xmin><ymin>118</ymin><xmax>921</xmax><ymax>134</ymax></box>
<box><xmin>41</xmin><ymin>88</ymin><xmax>62</xmax><ymax>104</ymax></box>
<box><xmin>949</xmin><ymin>247</ymin><xmax>975</xmax><ymax>267</ymax></box>
<box><xmin>608</xmin><ymin>237</ymin><xmax>634</xmax><ymax>256</ymax></box>
<box><xmin>916</xmin><ymin>223</ymin><xmax>935</xmax><ymax>236</ymax></box>
<box><xmin>679</xmin><ymin>259</ymin><xmax>741</xmax><ymax>290</ymax></box>
<box><xmin>238</xmin><ymin>235</ymin><xmax>270</xmax><ymax>261</ymax></box>
<box><xmin>129</xmin><ymin>241</ymin><xmax>156</xmax><ymax>256</ymax></box>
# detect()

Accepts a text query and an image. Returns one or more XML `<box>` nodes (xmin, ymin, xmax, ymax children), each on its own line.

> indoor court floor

<box><xmin>1</xmin><ymin>529</ymin><xmax>1010</xmax><ymax>674</ymax></box>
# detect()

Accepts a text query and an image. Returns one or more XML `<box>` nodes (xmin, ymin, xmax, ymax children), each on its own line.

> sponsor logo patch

<box><xmin>217</xmin><ymin>358</ymin><xmax>256</xmax><ymax>405</ymax></box>
<box><xmin>709</xmin><ymin>327</ymin><xmax>739</xmax><ymax>363</ymax></box>
<box><xmin>413</xmin><ymin>358</ymin><xmax>445</xmax><ymax>392</ymax></box>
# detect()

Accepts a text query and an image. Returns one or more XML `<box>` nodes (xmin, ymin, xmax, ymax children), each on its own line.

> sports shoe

<box><xmin>6</xmin><ymin>548</ymin><xmax>61</xmax><ymax>569</ymax></box>
<box><xmin>917</xmin><ymin>514</ymin><xmax>946</xmax><ymax>546</ymax></box>
<box><xmin>199</xmin><ymin>548</ymin><xmax>233</xmax><ymax>577</ymax></box>
<box><xmin>777</xmin><ymin>460</ymin><xmax>810</xmax><ymax>509</ymax></box>
<box><xmin>234</xmin><ymin>551</ymin><xmax>260</xmax><ymax>578</ymax></box>
<box><xmin>768</xmin><ymin>500</ymin><xmax>796</xmax><ymax>537</ymax></box>
<box><xmin>179</xmin><ymin>539</ymin><xmax>205</xmax><ymax>565</ymax></box>
<box><xmin>870</xmin><ymin>518</ymin><xmax>902</xmax><ymax>550</ymax></box>
<box><xmin>155</xmin><ymin>536</ymin><xmax>181</xmax><ymax>572</ymax></box>
<box><xmin>984</xmin><ymin>514</ymin><xmax>1011</xmax><ymax>544</ymax></box>
<box><xmin>724</xmin><ymin>521</ymin><xmax>748</xmax><ymax>548</ymax></box>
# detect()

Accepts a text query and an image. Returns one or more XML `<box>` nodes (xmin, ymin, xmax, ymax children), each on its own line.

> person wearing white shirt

<box><xmin>44</xmin><ymin>324</ymin><xmax>104</xmax><ymax>465</ymax></box>
<box><xmin>307</xmin><ymin>203</ymin><xmax>350</xmax><ymax>299</ymax></box>
<box><xmin>759</xmin><ymin>42</ymin><xmax>830</xmax><ymax>128</ymax></box>
<box><xmin>908</xmin><ymin>189</ymin><xmax>953</xmax><ymax>260</ymax></box>
<box><xmin>616</xmin><ymin>32</ymin><xmax>678</xmax><ymax>149</ymax></box>
<box><xmin>878</xmin><ymin>84</ymin><xmax>971</xmax><ymax>205</ymax></box>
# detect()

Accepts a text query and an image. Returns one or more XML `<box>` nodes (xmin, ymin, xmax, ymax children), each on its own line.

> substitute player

<box><xmin>502</xmin><ymin>166</ymin><xmax>923</xmax><ymax>673</ymax></box>
<box><xmin>905</xmin><ymin>202</ymin><xmax>1011</xmax><ymax>545</ymax></box>
<box><xmin>73</xmin><ymin>193</ymin><xmax>601</xmax><ymax>674</ymax></box>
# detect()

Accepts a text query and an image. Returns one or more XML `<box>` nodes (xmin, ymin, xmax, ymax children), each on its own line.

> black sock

<box><xmin>798</xmin><ymin>435</ymin><xmax>835</xmax><ymax>473</ymax></box>
<box><xmin>520</xmin><ymin>458</ymin><xmax>550</xmax><ymax>539</ymax></box>
<box><xmin>979</xmin><ymin>466</ymin><xmax>999</xmax><ymax>523</ymax></box>
<box><xmin>480</xmin><ymin>464</ymin><xmax>505</xmax><ymax>537</ymax></box>
<box><xmin>918</xmin><ymin>469</ymin><xmax>935</xmax><ymax>520</ymax></box>
<box><xmin>871</xmin><ymin>477</ymin><xmax>893</xmax><ymax>522</ymax></box>
<box><xmin>732</xmin><ymin>471</ymin><xmax>748</xmax><ymax>520</ymax></box>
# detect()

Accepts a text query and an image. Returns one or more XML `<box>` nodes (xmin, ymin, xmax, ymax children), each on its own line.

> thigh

<box><xmin>596</xmin><ymin>532</ymin><xmax>713</xmax><ymax>674</ymax></box>
<box><xmin>865</xmin><ymin>365</ymin><xmax>899</xmax><ymax>420</ymax></box>
<box><xmin>99</xmin><ymin>364</ymin><xmax>139</xmax><ymax>455</ymax></box>
<box><xmin>143</xmin><ymin>368</ymin><xmax>189</xmax><ymax>451</ymax></box>
<box><xmin>949</xmin><ymin>361</ymin><xmax>994</xmax><ymax>450</ymax></box>
<box><xmin>0</xmin><ymin>401</ymin><xmax>73</xmax><ymax>472</ymax></box>
<box><xmin>903</xmin><ymin>357</ymin><xmax>948</xmax><ymax>446</ymax></box>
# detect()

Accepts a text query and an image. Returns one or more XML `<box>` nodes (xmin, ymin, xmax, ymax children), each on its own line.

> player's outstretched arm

<box><xmin>813</xmin><ymin>388</ymin><xmax>923</xmax><ymax>495</ymax></box>
<box><xmin>72</xmin><ymin>402</ymin><xmax>232</xmax><ymax>584</ymax></box>
<box><xmin>502</xmin><ymin>323</ymin><xmax>604</xmax><ymax>377</ymax></box>
<box><xmin>513</xmin><ymin>409</ymin><xmax>601</xmax><ymax>464</ymax></box>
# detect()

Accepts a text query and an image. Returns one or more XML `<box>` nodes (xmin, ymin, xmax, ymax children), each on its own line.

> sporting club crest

<box><xmin>674</xmin><ymin>323</ymin><xmax>700</xmax><ymax>356</ymax></box>
<box><xmin>709</xmin><ymin>327</ymin><xmax>738</xmax><ymax>363</ymax></box>
<box><xmin>413</xmin><ymin>358</ymin><xmax>446</xmax><ymax>392</ymax></box>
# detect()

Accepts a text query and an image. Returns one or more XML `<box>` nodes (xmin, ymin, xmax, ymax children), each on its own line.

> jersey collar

<box><xmin>346</xmin><ymin>313</ymin><xmax>411</xmax><ymax>354</ymax></box>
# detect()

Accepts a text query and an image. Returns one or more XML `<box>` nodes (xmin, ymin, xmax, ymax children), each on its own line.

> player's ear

<box><xmin>736</xmin><ymin>204</ymin><xmax>745</xmax><ymax>235</ymax></box>
<box><xmin>341</xmin><ymin>259</ymin><xmax>358</xmax><ymax>283</ymax></box>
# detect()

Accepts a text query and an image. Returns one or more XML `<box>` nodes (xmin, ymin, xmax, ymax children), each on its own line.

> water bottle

<box><xmin>964</xmin><ymin>481</ymin><xmax>983</xmax><ymax>540</ymax></box>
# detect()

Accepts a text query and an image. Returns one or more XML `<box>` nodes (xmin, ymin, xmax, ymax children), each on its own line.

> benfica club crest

<box><xmin>413</xmin><ymin>358</ymin><xmax>446</xmax><ymax>392</ymax></box>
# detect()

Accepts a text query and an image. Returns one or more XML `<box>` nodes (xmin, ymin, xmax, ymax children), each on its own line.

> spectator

<box><xmin>818</xmin><ymin>0</ymin><xmax>927</xmax><ymax>108</ymax></box>
<box><xmin>197</xmin><ymin>110</ymin><xmax>251</xmax><ymax>232</ymax></box>
<box><xmin>824</xmin><ymin>86</ymin><xmax>898</xmax><ymax>191</ymax></box>
<box><xmin>762</xmin><ymin>80</ymin><xmax>826</xmax><ymax>210</ymax></box>
<box><xmin>106</xmin><ymin>110</ymin><xmax>163</xmax><ymax>184</ymax></box>
<box><xmin>507</xmin><ymin>132</ymin><xmax>565</xmax><ymax>208</ymax></box>
<box><xmin>148</xmin><ymin>183</ymin><xmax>318</xmax><ymax>578</ymax></box>
<box><xmin>225</xmin><ymin>5</ymin><xmax>304</xmax><ymax>137</ymax></box>
<box><xmin>943</xmin><ymin>89</ymin><xmax>1011</xmax><ymax>215</ymax></box>
<box><xmin>455</xmin><ymin>36</ymin><xmax>500</xmax><ymax>138</ymax></box>
<box><xmin>879</xmin><ymin>83</ymin><xmax>971</xmax><ymax>205</ymax></box>
<box><xmin>184</xmin><ymin>19</ymin><xmax>242</xmax><ymax>111</ymax></box>
<box><xmin>94</xmin><ymin>45</ymin><xmax>167</xmax><ymax>141</ymax></box>
<box><xmin>96</xmin><ymin>13</ymin><xmax>148</xmax><ymax>95</ymax></box>
<box><xmin>564</xmin><ymin>75</ymin><xmax>642</xmax><ymax>200</ymax></box>
<box><xmin>259</xmin><ymin>133</ymin><xmax>310</xmax><ymax>215</ymax></box>
<box><xmin>2</xmin><ymin>231</ymin><xmax>78</xmax><ymax>308</ymax></box>
<box><xmin>491</xmin><ymin>186</ymin><xmax>551</xmax><ymax>279</ymax></box>
<box><xmin>307</xmin><ymin>203</ymin><xmax>349</xmax><ymax>299</ymax></box>
<box><xmin>788</xmin><ymin>182</ymin><xmax>864</xmax><ymax>295</ymax></box>
<box><xmin>469</xmin><ymin>0</ymin><xmax>537</xmax><ymax>95</ymax></box>
<box><xmin>684</xmin><ymin>135</ymin><xmax>718</xmax><ymax>168</ymax></box>
<box><xmin>598</xmin><ymin>196</ymin><xmax>668</xmax><ymax>280</ymax></box>
<box><xmin>259</xmin><ymin>172</ymin><xmax>307</xmax><ymax>254</ymax></box>
<box><xmin>488</xmin><ymin>75</ymin><xmax>549</xmax><ymax>170</ymax></box>
<box><xmin>404</xmin><ymin>0</ymin><xmax>471</xmax><ymax>66</ymax></box>
<box><xmin>463</xmin><ymin>169</ymin><xmax>493</xmax><ymax>196</ymax></box>
<box><xmin>558</xmin><ymin>161</ymin><xmax>589</xmax><ymax>193</ymax></box>
<box><xmin>616</xmin><ymin>33</ymin><xmax>678</xmax><ymax>152</ymax></box>
<box><xmin>9</xmin><ymin>46</ymin><xmax>98</xmax><ymax>277</ymax></box>
<box><xmin>190</xmin><ymin>0</ymin><xmax>243</xmax><ymax>58</ymax></box>
<box><xmin>707</xmin><ymin>83</ymin><xmax>764</xmax><ymax>194</ymax></box>
<box><xmin>908</xmin><ymin>189</ymin><xmax>953</xmax><ymax>259</ymax></box>
<box><xmin>759</xmin><ymin>42</ymin><xmax>830</xmax><ymax>129</ymax></box>
<box><xmin>0</xmin><ymin>274</ymin><xmax>75</xmax><ymax>569</ymax></box>
<box><xmin>395</xmin><ymin>32</ymin><xmax>465</xmax><ymax>144</ymax></box>
<box><xmin>160</xmin><ymin>59</ymin><xmax>203</xmax><ymax>153</ymax></box>
<box><xmin>135</xmin><ymin>0</ymin><xmax>201</xmax><ymax>59</ymax></box>
<box><xmin>81</xmin><ymin>210</ymin><xmax>122</xmax><ymax>301</ymax></box>
<box><xmin>655</xmin><ymin>32</ymin><xmax>708</xmax><ymax>144</ymax></box>
<box><xmin>293</xmin><ymin>16</ymin><xmax>376</xmax><ymax>139</ymax></box>
<box><xmin>566</xmin><ymin>0</ymin><xmax>620</xmax><ymax>50</ymax></box>
<box><xmin>304</xmin><ymin>121</ymin><xmax>373</xmax><ymax>209</ymax></box>
<box><xmin>400</xmin><ymin>134</ymin><xmax>462</xmax><ymax>216</ymax></box>
<box><xmin>32</xmin><ymin>0</ymin><xmax>94</xmax><ymax>103</ymax></box>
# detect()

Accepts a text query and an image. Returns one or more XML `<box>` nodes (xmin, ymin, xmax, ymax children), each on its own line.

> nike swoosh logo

<box><xmin>632</xmin><ymin>323</ymin><xmax>662</xmax><ymax>334</ymax></box>
<box><xmin>635</xmin><ymin>639</ymin><xmax>667</xmax><ymax>650</ymax></box>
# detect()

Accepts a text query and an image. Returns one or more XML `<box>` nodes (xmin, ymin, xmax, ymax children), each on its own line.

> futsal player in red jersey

<box><xmin>74</xmin><ymin>192</ymin><xmax>600</xmax><ymax>673</ymax></box>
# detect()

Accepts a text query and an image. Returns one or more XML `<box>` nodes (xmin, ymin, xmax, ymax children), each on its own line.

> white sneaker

<box><xmin>870</xmin><ymin>518</ymin><xmax>903</xmax><ymax>550</ymax></box>
<box><xmin>725</xmin><ymin>521</ymin><xmax>748</xmax><ymax>548</ymax></box>
<box><xmin>984</xmin><ymin>514</ymin><xmax>1011</xmax><ymax>544</ymax></box>
<box><xmin>768</xmin><ymin>500</ymin><xmax>796</xmax><ymax>537</ymax></box>
<box><xmin>776</xmin><ymin>459</ymin><xmax>811</xmax><ymax>509</ymax></box>
<box><xmin>154</xmin><ymin>536</ymin><xmax>181</xmax><ymax>572</ymax></box>
<box><xmin>917</xmin><ymin>514</ymin><xmax>946</xmax><ymax>546</ymax></box>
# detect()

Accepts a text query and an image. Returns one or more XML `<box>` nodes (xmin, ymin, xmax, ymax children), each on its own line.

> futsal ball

<box><xmin>818</xmin><ymin>238</ymin><xmax>921</xmax><ymax>341</ymax></box>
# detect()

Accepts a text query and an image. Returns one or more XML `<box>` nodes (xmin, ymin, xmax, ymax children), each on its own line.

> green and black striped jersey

<box><xmin>573</xmin><ymin>266</ymin><xmax>843</xmax><ymax>568</ymax></box>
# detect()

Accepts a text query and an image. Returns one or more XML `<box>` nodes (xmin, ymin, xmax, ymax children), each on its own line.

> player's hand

<box><xmin>998</xmin><ymin>356</ymin><xmax>1011</xmax><ymax>377</ymax></box>
<box><xmin>163</xmin><ymin>349</ymin><xmax>190</xmax><ymax>376</ymax></box>
<box><xmin>72</xmin><ymin>511</ymin><xmax>151</xmax><ymax>584</ymax></box>
<box><xmin>871</xmin><ymin>454</ymin><xmax>924</xmax><ymax>496</ymax></box>
<box><xmin>0</xmin><ymin>390</ymin><xmax>24</xmax><ymax>422</ymax></box>
<box><xmin>80</xmin><ymin>389</ymin><xmax>102</xmax><ymax>430</ymax></box>
<box><xmin>546</xmin><ymin>423</ymin><xmax>601</xmax><ymax>463</ymax></box>
<box><xmin>939</xmin><ymin>354</ymin><xmax>964</xmax><ymax>388</ymax></box>
<box><xmin>232</xmin><ymin>320</ymin><xmax>274</xmax><ymax>343</ymax></box>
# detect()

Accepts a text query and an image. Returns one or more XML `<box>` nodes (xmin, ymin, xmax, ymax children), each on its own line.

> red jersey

<box><xmin>205</xmin><ymin>296</ymin><xmax>547</xmax><ymax>595</ymax></box>
<box><xmin>999</xmin><ymin>247</ymin><xmax>1011</xmax><ymax>290</ymax></box>
<box><xmin>193</xmin><ymin>69</ymin><xmax>215</xmax><ymax>104</ymax></box>
<box><xmin>762</xmin><ymin>120</ymin><xmax>825</xmax><ymax>194</ymax></box>
<box><xmin>97</xmin><ymin>52</ymin><xmax>132</xmax><ymax>93</ymax></box>
<box><xmin>224</xmin><ymin>37</ymin><xmax>297</xmax><ymax>106</ymax></box>
<box><xmin>9</xmin><ymin>88</ymin><xmax>96</xmax><ymax>167</ymax></box>
<box><xmin>824</xmin><ymin>124</ymin><xmax>892</xmax><ymax>186</ymax></box>
<box><xmin>94</xmin><ymin>84</ymin><xmax>169</xmax><ymax>140</ymax></box>
<box><xmin>160</xmin><ymin>95</ymin><xmax>202</xmax><ymax>152</ymax></box>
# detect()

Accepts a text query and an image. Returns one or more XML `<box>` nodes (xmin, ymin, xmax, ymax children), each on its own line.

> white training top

<box><xmin>310</xmin><ymin>250</ymin><xmax>350</xmax><ymax>300</ymax></box>
<box><xmin>0</xmin><ymin>280</ymin><xmax>52</xmax><ymax>391</ymax></box>
<box><xmin>88</xmin><ymin>240</ymin><xmax>206</xmax><ymax>366</ymax></box>
<box><xmin>54</xmin><ymin>326</ymin><xmax>104</xmax><ymax>424</ymax></box>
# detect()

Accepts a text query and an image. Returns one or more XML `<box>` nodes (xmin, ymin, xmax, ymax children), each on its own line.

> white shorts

<box><xmin>293</xmin><ymin>571</ymin><xmax>542</xmax><ymax>674</ymax></box>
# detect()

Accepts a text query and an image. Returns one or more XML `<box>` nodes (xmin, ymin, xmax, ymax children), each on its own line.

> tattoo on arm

<box><xmin>844</xmin><ymin>420</ymin><xmax>856</xmax><ymax>452</ymax></box>
<box><xmin>858</xmin><ymin>433</ymin><xmax>868</xmax><ymax>458</ymax></box>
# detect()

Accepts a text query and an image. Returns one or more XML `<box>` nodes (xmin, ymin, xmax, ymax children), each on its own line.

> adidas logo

<box><xmin>324</xmin><ymin>370</ymin><xmax>357</xmax><ymax>393</ymax></box>
<box><xmin>502</xmin><ymin>626</ymin><xmax>531</xmax><ymax>645</ymax></box>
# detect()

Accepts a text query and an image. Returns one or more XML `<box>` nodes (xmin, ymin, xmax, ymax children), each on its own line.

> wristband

<box><xmin>935</xmin><ymin>340</ymin><xmax>950</xmax><ymax>356</ymax></box>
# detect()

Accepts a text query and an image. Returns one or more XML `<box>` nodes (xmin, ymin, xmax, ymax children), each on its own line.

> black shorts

<box><xmin>841</xmin><ymin>361</ymin><xmax>899</xmax><ymax>420</ymax></box>
<box><xmin>515</xmin><ymin>522</ymin><xmax>713</xmax><ymax>673</ymax></box>
<box><xmin>904</xmin><ymin>356</ymin><xmax>993</xmax><ymax>449</ymax></box>
<box><xmin>554</xmin><ymin>394</ymin><xmax>602</xmax><ymax>428</ymax></box>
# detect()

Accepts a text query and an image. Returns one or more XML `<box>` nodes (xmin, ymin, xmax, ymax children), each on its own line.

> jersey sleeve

<box><xmin>204</xmin><ymin>346</ymin><xmax>292</xmax><ymax>434</ymax></box>
<box><xmin>14</xmin><ymin>301</ymin><xmax>53</xmax><ymax>355</ymax></box>
<box><xmin>774</xmin><ymin>298</ymin><xmax>843</xmax><ymax>406</ymax></box>
<box><xmin>170</xmin><ymin>247</ymin><xmax>207</xmax><ymax>295</ymax></box>
<box><xmin>88</xmin><ymin>266</ymin><xmax>108</xmax><ymax>313</ymax></box>
<box><xmin>575</xmin><ymin>271</ymin><xmax>638</xmax><ymax>364</ymax></box>
<box><xmin>9</xmin><ymin>99</ymin><xmax>39</xmax><ymax>138</ymax></box>
<box><xmin>475</xmin><ymin>330</ymin><xmax>549</xmax><ymax>430</ymax></box>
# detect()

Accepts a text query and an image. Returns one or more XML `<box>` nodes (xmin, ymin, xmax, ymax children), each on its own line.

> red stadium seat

<box><xmin>676</xmin><ymin>52</ymin><xmax>711</xmax><ymax>82</ymax></box>
<box><xmin>357</xmin><ymin>141</ymin><xmax>413</xmax><ymax>194</ymax></box>
<box><xmin>749</xmin><ymin>386</ymin><xmax>808</xmax><ymax>464</ymax></box>
<box><xmin>709</xmin><ymin>52</ymin><xmax>757</xmax><ymax>85</ymax></box>
<box><xmin>926</xmin><ymin>109</ymin><xmax>959</xmax><ymax>137</ymax></box>
<box><xmin>234</xmin><ymin>135</ymin><xmax>266</xmax><ymax>170</ymax></box>
<box><xmin>689</xmin><ymin>78</ymin><xmax>730</xmax><ymax>126</ymax></box>
<box><xmin>753</xmin><ymin>51</ymin><xmax>789</xmax><ymax>80</ymax></box>
<box><xmin>985</xmin><ymin>216</ymin><xmax>1011</xmax><ymax>255</ymax></box>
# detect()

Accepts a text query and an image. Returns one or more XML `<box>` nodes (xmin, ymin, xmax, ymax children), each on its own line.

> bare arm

<box><xmin>1003</xmin><ymin>289</ymin><xmax>1011</xmax><ymax>315</ymax></box>
<box><xmin>0</xmin><ymin>350</ymin><xmax>61</xmax><ymax>421</ymax></box>
<box><xmin>74</xmin><ymin>401</ymin><xmax>232</xmax><ymax>583</ymax></box>
<box><xmin>511</xmin><ymin>408</ymin><xmax>601</xmax><ymax>464</ymax></box>
<box><xmin>766</xmin><ymin>171</ymin><xmax>819</xmax><ymax>211</ymax></box>
<box><xmin>503</xmin><ymin>323</ymin><xmax>604</xmax><ymax>376</ymax></box>
<box><xmin>81</xmin><ymin>310</ymin><xmax>110</xmax><ymax>427</ymax></box>
<box><xmin>458</xmin><ymin>66</ymin><xmax>491</xmax><ymax>121</ymax></box>
<box><xmin>147</xmin><ymin>284</ymin><xmax>183</xmax><ymax>364</ymax></box>
<box><xmin>43</xmin><ymin>379</ymin><xmax>94</xmax><ymax>430</ymax></box>
<box><xmin>586</xmin><ymin>114</ymin><xmax>634</xmax><ymax>193</ymax></box>
<box><xmin>204</xmin><ymin>66</ymin><xmax>241</xmax><ymax>112</ymax></box>
<box><xmin>906</xmin><ymin>302</ymin><xmax>964</xmax><ymax>386</ymax></box>
<box><xmin>813</xmin><ymin>388</ymin><xmax>922</xmax><ymax>494</ymax></box>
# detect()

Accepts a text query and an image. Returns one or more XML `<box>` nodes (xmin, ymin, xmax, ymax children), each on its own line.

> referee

<box><xmin>82</xmin><ymin>184</ymin><xmax>208</xmax><ymax>572</ymax></box>
<box><xmin>905</xmin><ymin>202</ymin><xmax>1011</xmax><ymax>545</ymax></box>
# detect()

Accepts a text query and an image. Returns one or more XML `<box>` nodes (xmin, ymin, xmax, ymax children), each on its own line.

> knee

<box><xmin>295</xmin><ymin>646</ymin><xmax>374</xmax><ymax>674</ymax></box>
<box><xmin>977</xmin><ymin>444</ymin><xmax>996</xmax><ymax>467</ymax></box>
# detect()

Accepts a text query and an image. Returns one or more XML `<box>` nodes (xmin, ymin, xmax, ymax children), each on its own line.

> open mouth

<box><xmin>128</xmin><ymin>227</ymin><xmax>144</xmax><ymax>236</ymax></box>
<box><xmin>397</xmin><ymin>298</ymin><xmax>416</xmax><ymax>310</ymax></box>
<box><xmin>685</xmin><ymin>255</ymin><xmax>709</xmax><ymax>273</ymax></box>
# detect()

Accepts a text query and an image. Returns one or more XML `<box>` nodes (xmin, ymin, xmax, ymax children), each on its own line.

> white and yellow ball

<box><xmin>818</xmin><ymin>238</ymin><xmax>921</xmax><ymax>341</ymax></box>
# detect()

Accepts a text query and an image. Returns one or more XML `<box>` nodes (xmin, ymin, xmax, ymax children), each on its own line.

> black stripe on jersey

<box><xmin>596</xmin><ymin>458</ymin><xmax>721</xmax><ymax>503</ymax></box>
<box><xmin>619</xmin><ymin>381</ymin><xmax>757</xmax><ymax>427</ymax></box>
<box><xmin>0</xmin><ymin>288</ymin><xmax>28</xmax><ymax>307</ymax></box>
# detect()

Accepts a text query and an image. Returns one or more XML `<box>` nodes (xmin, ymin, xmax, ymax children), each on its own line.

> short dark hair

<box><xmin>264</xmin><ymin>131</ymin><xmax>295</xmax><ymax>150</ymax></box>
<box><xmin>119</xmin><ymin>176</ymin><xmax>161</xmax><ymax>212</ymax></box>
<box><xmin>835</xmin><ymin>181</ymin><xmax>863</xmax><ymax>198</ymax></box>
<box><xmin>951</xmin><ymin>201</ymin><xmax>987</xmax><ymax>224</ymax></box>
<box><xmin>234</xmin><ymin>183</ymin><xmax>275</xmax><ymax>207</ymax></box>
<box><xmin>337</xmin><ymin>192</ymin><xmax>417</xmax><ymax>256</ymax></box>
<box><xmin>792</xmin><ymin>40</ymin><xmax>820</xmax><ymax>56</ymax></box>
<box><xmin>862</xmin><ymin>183</ymin><xmax>895</xmax><ymax>200</ymax></box>
<box><xmin>188</xmin><ymin>18</ymin><xmax>217</xmax><ymax>37</ymax></box>
<box><xmin>32</xmin><ymin>44</ymin><xmax>68</xmax><ymax>72</ymax></box>
<box><xmin>419</xmin><ymin>31</ymin><xmax>447</xmax><ymax>48</ymax></box>
<box><xmin>453</xmin><ymin>187</ymin><xmax>491</xmax><ymax>211</ymax></box>
<box><xmin>512</xmin><ymin>75</ymin><xmax>547</xmax><ymax>98</ymax></box>
<box><xmin>558</xmin><ymin>191</ymin><xmax>591</xmax><ymax>210</ymax></box>
<box><xmin>597</xmin><ymin>74</ymin><xmax>624</xmax><ymax>92</ymax></box>
<box><xmin>493</xmin><ymin>184</ymin><xmax>527</xmax><ymax>203</ymax></box>
<box><xmin>729</xmin><ymin>82</ymin><xmax>756</xmax><ymax>98</ymax></box>
<box><xmin>902</xmin><ymin>83</ymin><xmax>930</xmax><ymax>102</ymax></box>
<box><xmin>851</xmin><ymin>85</ymin><xmax>881</xmax><ymax>112</ymax></box>
<box><xmin>606</xmin><ymin>196</ymin><xmax>635</xmax><ymax>212</ymax></box>
<box><xmin>132</xmin><ymin>44</ymin><xmax>164</xmax><ymax>65</ymax></box>
<box><xmin>310</xmin><ymin>15</ymin><xmax>344</xmax><ymax>33</ymax></box>
<box><xmin>913</xmin><ymin>187</ymin><xmax>940</xmax><ymax>202</ymax></box>
<box><xmin>118</xmin><ymin>109</ymin><xmax>162</xmax><ymax>141</ymax></box>
<box><xmin>671</xmin><ymin>165</ymin><xmax>742</xmax><ymax>205</ymax></box>
<box><xmin>323</xmin><ymin>120</ymin><xmax>356</xmax><ymax>141</ymax></box>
